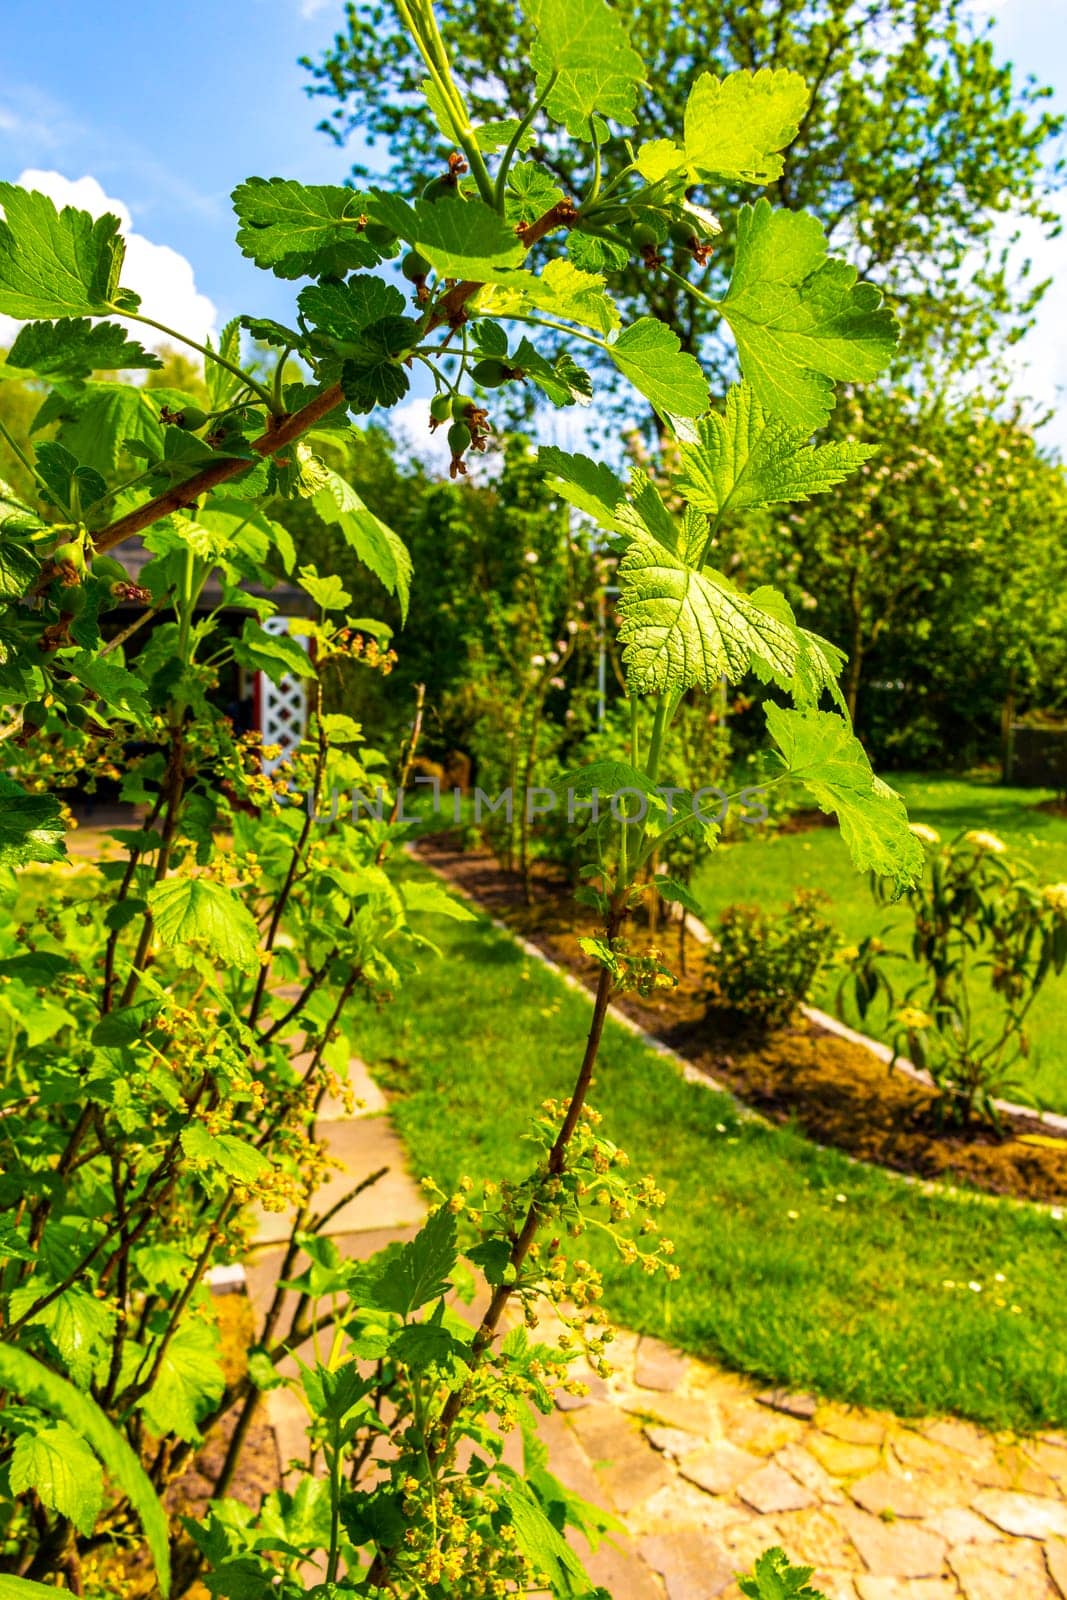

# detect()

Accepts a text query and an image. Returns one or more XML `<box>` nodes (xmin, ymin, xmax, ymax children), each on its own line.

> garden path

<box><xmin>244</xmin><ymin>1055</ymin><xmax>1067</xmax><ymax>1600</ymax></box>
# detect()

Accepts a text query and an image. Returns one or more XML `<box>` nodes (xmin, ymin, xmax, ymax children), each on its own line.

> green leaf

<box><xmin>401</xmin><ymin>880</ymin><xmax>477</xmax><ymax>922</ymax></box>
<box><xmin>765</xmin><ymin>704</ymin><xmax>924</xmax><ymax>891</ymax></box>
<box><xmin>0</xmin><ymin>534</ymin><xmax>41</xmax><ymax>598</ymax></box>
<box><xmin>617</xmin><ymin>535</ymin><xmax>798</xmax><ymax>693</ymax></box>
<box><xmin>181</xmin><ymin>1123</ymin><xmax>271</xmax><ymax>1184</ymax></box>
<box><xmin>509</xmin><ymin>258</ymin><xmax>621</xmax><ymax>335</ymax></box>
<box><xmin>512</xmin><ymin>339</ymin><xmax>592</xmax><ymax>407</ymax></box>
<box><xmin>538</xmin><ymin>448</ymin><xmax>632</xmax><ymax>533</ymax></box>
<box><xmin>364</xmin><ymin>191</ymin><xmax>526</xmax><ymax>282</ymax></box>
<box><xmin>684</xmin><ymin>70</ymin><xmax>809</xmax><ymax>184</ymax></box>
<box><xmin>339</xmin><ymin>315</ymin><xmax>417</xmax><ymax>413</ymax></box>
<box><xmin>297</xmin><ymin>277</ymin><xmax>406</xmax><ymax>342</ymax></box>
<box><xmin>608</xmin><ymin>318</ymin><xmax>708</xmax><ymax>418</ymax></box>
<box><xmin>504</xmin><ymin>161</ymin><xmax>563</xmax><ymax>225</ymax></box>
<box><xmin>312</xmin><ymin>469</ymin><xmax>412</xmax><ymax>620</ymax></box>
<box><xmin>231</xmin><ymin>617</ymin><xmax>311</xmax><ymax>683</ymax></box>
<box><xmin>718</xmin><ymin>200</ymin><xmax>899</xmax><ymax>432</ymax></box>
<box><xmin>653</xmin><ymin>875</ymin><xmax>704</xmax><ymax>914</ymax></box>
<box><xmin>562</xmin><ymin>759</ymin><xmax>665</xmax><ymax>802</ymax></box>
<box><xmin>528</xmin><ymin>0</ymin><xmax>645</xmax><ymax>137</ymax></box>
<box><xmin>298</xmin><ymin>565</ymin><xmax>351</xmax><ymax>612</ymax></box>
<box><xmin>42</xmin><ymin>382</ymin><xmax>197</xmax><ymax>477</ymax></box>
<box><xmin>10</xmin><ymin>1424</ymin><xmax>103</xmax><ymax>1536</ymax></box>
<box><xmin>0</xmin><ymin>480</ymin><xmax>46</xmax><ymax>536</ymax></box>
<box><xmin>749</xmin><ymin>588</ymin><xmax>848</xmax><ymax>711</ymax></box>
<box><xmin>677</xmin><ymin>383</ymin><xmax>876</xmax><ymax>517</ymax></box>
<box><xmin>0</xmin><ymin>776</ymin><xmax>66</xmax><ymax>867</ymax></box>
<box><xmin>148</xmin><ymin>876</ymin><xmax>261</xmax><ymax>973</ymax></box>
<box><xmin>348</xmin><ymin>1207</ymin><xmax>457</xmax><ymax>1317</ymax></box>
<box><xmin>506</xmin><ymin>1480</ymin><xmax>594</xmax><ymax>1594</ymax></box>
<box><xmin>7</xmin><ymin>319</ymin><xmax>160</xmax><ymax>380</ymax></box>
<box><xmin>0</xmin><ymin>184</ymin><xmax>127</xmax><ymax>319</ymax></box>
<box><xmin>8</xmin><ymin>1284</ymin><xmax>116</xmax><ymax>1388</ymax></box>
<box><xmin>231</xmin><ymin>177</ymin><xmax>380</xmax><ymax>279</ymax></box>
<box><xmin>66</xmin><ymin>650</ymin><xmax>151</xmax><ymax>724</ymax></box>
<box><xmin>140</xmin><ymin>1317</ymin><xmax>226</xmax><ymax>1444</ymax></box>
<box><xmin>738</xmin><ymin>1545</ymin><xmax>825</xmax><ymax>1600</ymax></box>
<box><xmin>34</xmin><ymin>441</ymin><xmax>107</xmax><ymax>518</ymax></box>
<box><xmin>0</xmin><ymin>1343</ymin><xmax>170</xmax><ymax>1595</ymax></box>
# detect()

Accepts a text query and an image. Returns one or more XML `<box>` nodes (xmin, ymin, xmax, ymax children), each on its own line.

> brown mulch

<box><xmin>415</xmin><ymin>833</ymin><xmax>1067</xmax><ymax>1206</ymax></box>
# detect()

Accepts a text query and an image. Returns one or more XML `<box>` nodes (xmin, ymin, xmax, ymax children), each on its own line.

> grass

<box><xmin>349</xmin><ymin>864</ymin><xmax>1067</xmax><ymax>1432</ymax></box>
<box><xmin>690</xmin><ymin>774</ymin><xmax>1067</xmax><ymax>1112</ymax></box>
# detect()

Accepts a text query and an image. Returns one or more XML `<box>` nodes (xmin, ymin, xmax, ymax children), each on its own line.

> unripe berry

<box><xmin>175</xmin><ymin>405</ymin><xmax>208</xmax><ymax>430</ymax></box>
<box><xmin>669</xmin><ymin>217</ymin><xmax>700</xmax><ymax>250</ymax></box>
<box><xmin>422</xmin><ymin>174</ymin><xmax>460</xmax><ymax>203</ymax></box>
<box><xmin>632</xmin><ymin>222</ymin><xmax>660</xmax><ymax>252</ymax></box>
<box><xmin>447</xmin><ymin>421</ymin><xmax>472</xmax><ymax>456</ymax></box>
<box><xmin>429</xmin><ymin>392</ymin><xmax>453</xmax><ymax>424</ymax></box>
<box><xmin>401</xmin><ymin>249</ymin><xmax>431</xmax><ymax>282</ymax></box>
<box><xmin>471</xmin><ymin>358</ymin><xmax>511</xmax><ymax>388</ymax></box>
<box><xmin>363</xmin><ymin>222</ymin><xmax>397</xmax><ymax>248</ymax></box>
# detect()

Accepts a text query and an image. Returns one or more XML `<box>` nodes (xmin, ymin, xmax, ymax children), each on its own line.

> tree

<box><xmin>304</xmin><ymin>0</ymin><xmax>1063</xmax><ymax>384</ymax></box>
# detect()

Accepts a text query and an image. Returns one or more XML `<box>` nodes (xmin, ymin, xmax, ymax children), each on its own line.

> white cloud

<box><xmin>0</xmin><ymin>169</ymin><xmax>216</xmax><ymax>352</ymax></box>
<box><xmin>299</xmin><ymin>0</ymin><xmax>333</xmax><ymax>15</ymax></box>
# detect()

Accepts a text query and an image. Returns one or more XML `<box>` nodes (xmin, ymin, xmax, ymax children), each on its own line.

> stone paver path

<box><xmin>244</xmin><ymin>1060</ymin><xmax>1067</xmax><ymax>1599</ymax></box>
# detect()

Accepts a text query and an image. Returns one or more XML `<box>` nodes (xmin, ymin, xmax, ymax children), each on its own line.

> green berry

<box><xmin>451</xmin><ymin>394</ymin><xmax>472</xmax><ymax>420</ymax></box>
<box><xmin>61</xmin><ymin>680</ymin><xmax>86</xmax><ymax>703</ymax></box>
<box><xmin>363</xmin><ymin>222</ymin><xmax>397</xmax><ymax>248</ymax></box>
<box><xmin>447</xmin><ymin>421</ymin><xmax>472</xmax><ymax>456</ymax></box>
<box><xmin>401</xmin><ymin>249</ymin><xmax>432</xmax><ymax>282</ymax></box>
<box><xmin>176</xmin><ymin>405</ymin><xmax>208</xmax><ymax>430</ymax></box>
<box><xmin>22</xmin><ymin>701</ymin><xmax>47</xmax><ymax>728</ymax></box>
<box><xmin>429</xmin><ymin>393</ymin><xmax>453</xmax><ymax>424</ymax></box>
<box><xmin>91</xmin><ymin>555</ymin><xmax>127</xmax><ymax>583</ymax></box>
<box><xmin>472</xmin><ymin>358</ymin><xmax>511</xmax><ymax>388</ymax></box>
<box><xmin>66</xmin><ymin>702</ymin><xmax>88</xmax><ymax>728</ymax></box>
<box><xmin>669</xmin><ymin>218</ymin><xmax>700</xmax><ymax>250</ymax></box>
<box><xmin>632</xmin><ymin>222</ymin><xmax>660</xmax><ymax>252</ymax></box>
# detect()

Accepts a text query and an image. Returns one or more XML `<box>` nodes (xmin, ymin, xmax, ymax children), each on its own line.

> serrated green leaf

<box><xmin>765</xmin><ymin>704</ymin><xmax>924</xmax><ymax>891</ymax></box>
<box><xmin>512</xmin><ymin>339</ymin><xmax>592</xmax><ymax>407</ymax></box>
<box><xmin>618</xmin><ymin>535</ymin><xmax>798</xmax><ymax>694</ymax></box>
<box><xmin>7</xmin><ymin>1284</ymin><xmax>115</xmax><ymax>1388</ymax></box>
<box><xmin>684</xmin><ymin>70</ymin><xmax>809</xmax><ymax>183</ymax></box>
<box><xmin>7</xmin><ymin>318</ymin><xmax>160</xmax><ymax>380</ymax></box>
<box><xmin>312</xmin><ymin>469</ymin><xmax>412</xmax><ymax>620</ymax></box>
<box><xmin>504</xmin><ymin>161</ymin><xmax>564</xmax><ymax>226</ymax></box>
<box><xmin>0</xmin><ymin>776</ymin><xmax>66</xmax><ymax>866</ymax></box>
<box><xmin>140</xmin><ymin>1317</ymin><xmax>226</xmax><ymax>1444</ymax></box>
<box><xmin>0</xmin><ymin>1343</ymin><xmax>170</xmax><ymax>1595</ymax></box>
<box><xmin>749</xmin><ymin>587</ymin><xmax>848</xmax><ymax>712</ymax></box>
<box><xmin>232</xmin><ymin>177</ymin><xmax>381</xmax><ymax>279</ymax></box>
<box><xmin>609</xmin><ymin>318</ymin><xmax>708</xmax><ymax>418</ymax></box>
<box><xmin>539</xmin><ymin>447</ymin><xmax>630</xmax><ymax>531</ymax></box>
<box><xmin>364</xmin><ymin>191</ymin><xmax>526</xmax><ymax>282</ymax></box>
<box><xmin>181</xmin><ymin>1123</ymin><xmax>271</xmax><ymax>1184</ymax></box>
<box><xmin>66</xmin><ymin>650</ymin><xmax>151</xmax><ymax>723</ymax></box>
<box><xmin>34</xmin><ymin>441</ymin><xmax>107</xmax><ymax>518</ymax></box>
<box><xmin>0</xmin><ymin>534</ymin><xmax>41</xmax><ymax>598</ymax></box>
<box><xmin>505</xmin><ymin>1480</ymin><xmax>594</xmax><ymax>1594</ymax></box>
<box><xmin>298</xmin><ymin>565</ymin><xmax>351</xmax><ymax>612</ymax></box>
<box><xmin>738</xmin><ymin>1545</ymin><xmax>825</xmax><ymax>1600</ymax></box>
<box><xmin>10</xmin><ymin>1424</ymin><xmax>103</xmax><ymax>1536</ymax></box>
<box><xmin>0</xmin><ymin>184</ymin><xmax>126</xmax><ymax>319</ymax></box>
<box><xmin>677</xmin><ymin>383</ymin><xmax>877</xmax><ymax>517</ymax></box>
<box><xmin>339</xmin><ymin>315</ymin><xmax>416</xmax><ymax>413</ymax></box>
<box><xmin>348</xmin><ymin>1207</ymin><xmax>457</xmax><ymax>1317</ymax></box>
<box><xmin>509</xmin><ymin>258</ymin><xmax>621</xmax><ymax>335</ymax></box>
<box><xmin>401</xmin><ymin>880</ymin><xmax>477</xmax><ymax>922</ymax></box>
<box><xmin>297</xmin><ymin>277</ymin><xmax>406</xmax><ymax>344</ymax></box>
<box><xmin>718</xmin><ymin>200</ymin><xmax>898</xmax><ymax>431</ymax></box>
<box><xmin>528</xmin><ymin>0</ymin><xmax>645</xmax><ymax>137</ymax></box>
<box><xmin>148</xmin><ymin>876</ymin><xmax>261</xmax><ymax>973</ymax></box>
<box><xmin>653</xmin><ymin>875</ymin><xmax>705</xmax><ymax>914</ymax></box>
<box><xmin>231</xmin><ymin>617</ymin><xmax>311</xmax><ymax>683</ymax></box>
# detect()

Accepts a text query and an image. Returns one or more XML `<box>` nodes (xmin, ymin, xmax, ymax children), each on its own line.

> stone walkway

<box><xmin>241</xmin><ymin>1055</ymin><xmax>1067</xmax><ymax>1600</ymax></box>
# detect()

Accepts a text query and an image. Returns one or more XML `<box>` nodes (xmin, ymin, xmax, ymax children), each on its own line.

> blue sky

<box><xmin>1</xmin><ymin>0</ymin><xmax>1065</xmax><ymax>452</ymax></box>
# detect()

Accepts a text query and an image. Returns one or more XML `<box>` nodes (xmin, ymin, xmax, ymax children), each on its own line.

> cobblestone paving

<box><xmin>245</xmin><ymin>1057</ymin><xmax>1067</xmax><ymax>1600</ymax></box>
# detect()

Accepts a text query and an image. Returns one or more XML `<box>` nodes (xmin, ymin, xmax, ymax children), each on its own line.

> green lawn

<box><xmin>350</xmin><ymin>866</ymin><xmax>1067</xmax><ymax>1432</ymax></box>
<box><xmin>691</xmin><ymin>775</ymin><xmax>1067</xmax><ymax>1112</ymax></box>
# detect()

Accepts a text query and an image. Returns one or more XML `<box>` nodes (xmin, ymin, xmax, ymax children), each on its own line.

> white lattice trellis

<box><xmin>257</xmin><ymin>614</ymin><xmax>309</xmax><ymax>774</ymax></box>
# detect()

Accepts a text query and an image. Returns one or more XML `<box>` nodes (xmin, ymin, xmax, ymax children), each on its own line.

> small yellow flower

<box><xmin>1041</xmin><ymin>882</ymin><xmax>1067</xmax><ymax>914</ymax></box>
<box><xmin>964</xmin><ymin>829</ymin><xmax>1006</xmax><ymax>854</ymax></box>
<box><xmin>896</xmin><ymin>1006</ymin><xmax>933</xmax><ymax>1030</ymax></box>
<box><xmin>909</xmin><ymin>822</ymin><xmax>941</xmax><ymax>846</ymax></box>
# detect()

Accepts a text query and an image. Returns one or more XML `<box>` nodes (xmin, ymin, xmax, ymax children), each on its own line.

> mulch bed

<box><xmin>415</xmin><ymin>833</ymin><xmax>1067</xmax><ymax>1206</ymax></box>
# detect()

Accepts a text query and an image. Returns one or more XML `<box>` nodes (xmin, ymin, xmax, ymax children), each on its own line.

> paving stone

<box><xmin>717</xmin><ymin>1513</ymin><xmax>785</xmax><ymax>1573</ymax></box>
<box><xmin>809</xmin><ymin>1433</ymin><xmax>884</xmax><ymax>1479</ymax></box>
<box><xmin>1029</xmin><ymin>1442</ymin><xmax>1067</xmax><ymax>1484</ymax></box>
<box><xmin>970</xmin><ymin>1491</ymin><xmax>1067</xmax><ymax>1540</ymax></box>
<box><xmin>854</xmin><ymin>1580</ymin><xmax>958</xmax><ymax>1599</ymax></box>
<box><xmin>724</xmin><ymin>1406</ymin><xmax>806</xmax><ymax>1456</ymax></box>
<box><xmin>642</xmin><ymin>1480</ymin><xmax>755</xmax><ymax>1535</ymax></box>
<box><xmin>810</xmin><ymin>1575</ymin><xmax>861</xmax><ymax>1600</ymax></box>
<box><xmin>891</xmin><ymin>1431</ymin><xmax>979</xmax><ymax>1496</ymax></box>
<box><xmin>638</xmin><ymin>1528</ymin><xmax>735</xmax><ymax>1598</ymax></box>
<box><xmin>994</xmin><ymin>1443</ymin><xmax>1062</xmax><ymax>1498</ymax></box>
<box><xmin>850</xmin><ymin>1469</ymin><xmax>933</xmax><ymax>1520</ymax></box>
<box><xmin>771</xmin><ymin>1508</ymin><xmax>859</xmax><ymax>1571</ymax></box>
<box><xmin>835</xmin><ymin>1506</ymin><xmax>947</xmax><ymax>1578</ymax></box>
<box><xmin>738</xmin><ymin>1463</ymin><xmax>815</xmax><ymax>1515</ymax></box>
<box><xmin>924</xmin><ymin>1507</ymin><xmax>1003</xmax><ymax>1547</ymax></box>
<box><xmin>315</xmin><ymin>1056</ymin><xmax>387</xmax><ymax>1118</ymax></box>
<box><xmin>818</xmin><ymin>1407</ymin><xmax>889</xmax><ymax>1448</ymax></box>
<box><xmin>569</xmin><ymin>1404</ymin><xmax>673</xmax><ymax>1514</ymax></box>
<box><xmin>581</xmin><ymin>1537</ymin><xmax>664</xmax><ymax>1600</ymax></box>
<box><xmin>645</xmin><ymin>1425</ymin><xmax>705</xmax><ymax>1457</ymax></box>
<box><xmin>679</xmin><ymin>1441</ymin><xmax>764</xmax><ymax>1496</ymax></box>
<box><xmin>621</xmin><ymin>1391</ymin><xmax>719</xmax><ymax>1435</ymax></box>
<box><xmin>757</xmin><ymin>1389</ymin><xmax>818</xmax><ymax>1421</ymax></box>
<box><xmin>774</xmin><ymin>1443</ymin><xmax>848</xmax><ymax>1507</ymax></box>
<box><xmin>948</xmin><ymin>1539</ymin><xmax>1057</xmax><ymax>1599</ymax></box>
<box><xmin>1047</xmin><ymin>1539</ymin><xmax>1067</xmax><ymax>1599</ymax></box>
<box><xmin>922</xmin><ymin>1419</ymin><xmax>992</xmax><ymax>1458</ymax></box>
<box><xmin>634</xmin><ymin>1336</ymin><xmax>691</xmax><ymax>1392</ymax></box>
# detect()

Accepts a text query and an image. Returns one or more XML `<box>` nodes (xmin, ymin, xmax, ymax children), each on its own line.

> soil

<box><xmin>415</xmin><ymin>833</ymin><xmax>1067</xmax><ymax>1206</ymax></box>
